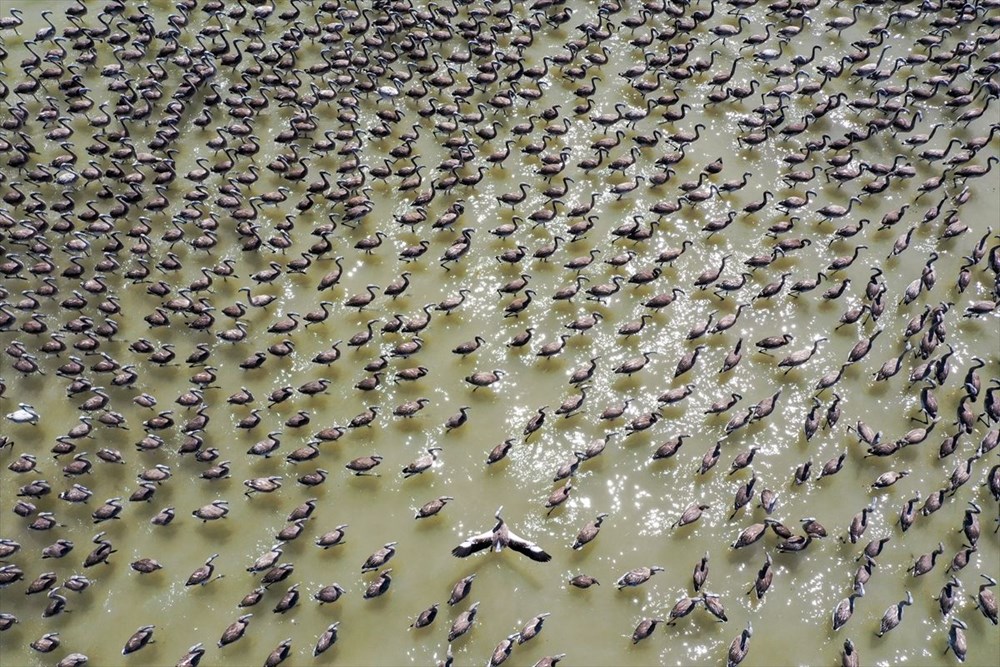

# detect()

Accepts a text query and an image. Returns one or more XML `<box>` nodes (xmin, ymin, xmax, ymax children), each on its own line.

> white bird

<box><xmin>6</xmin><ymin>403</ymin><xmax>39</xmax><ymax>425</ymax></box>
<box><xmin>452</xmin><ymin>506</ymin><xmax>551</xmax><ymax>562</ymax></box>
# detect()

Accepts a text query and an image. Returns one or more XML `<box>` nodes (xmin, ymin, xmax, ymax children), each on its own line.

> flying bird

<box><xmin>452</xmin><ymin>506</ymin><xmax>551</xmax><ymax>562</ymax></box>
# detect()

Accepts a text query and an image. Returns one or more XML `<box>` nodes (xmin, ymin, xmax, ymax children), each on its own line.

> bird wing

<box><xmin>507</xmin><ymin>530</ymin><xmax>552</xmax><ymax>562</ymax></box>
<box><xmin>451</xmin><ymin>530</ymin><xmax>493</xmax><ymax>558</ymax></box>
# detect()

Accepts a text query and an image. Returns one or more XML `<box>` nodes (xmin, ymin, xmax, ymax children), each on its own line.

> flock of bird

<box><xmin>0</xmin><ymin>0</ymin><xmax>998</xmax><ymax>665</ymax></box>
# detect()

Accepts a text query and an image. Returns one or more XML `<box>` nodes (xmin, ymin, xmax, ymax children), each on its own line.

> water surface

<box><xmin>0</xmin><ymin>1</ymin><xmax>998</xmax><ymax>666</ymax></box>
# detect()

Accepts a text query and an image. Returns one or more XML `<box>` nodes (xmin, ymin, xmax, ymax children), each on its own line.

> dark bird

<box><xmin>122</xmin><ymin>625</ymin><xmax>155</xmax><ymax>655</ymax></box>
<box><xmin>362</xmin><ymin>542</ymin><xmax>397</xmax><ymax>572</ymax></box>
<box><xmin>569</xmin><ymin>575</ymin><xmax>600</xmax><ymax>588</ymax></box>
<box><xmin>363</xmin><ymin>569</ymin><xmax>392</xmax><ymax>599</ymax></box>
<box><xmin>218</xmin><ymin>614</ymin><xmax>252</xmax><ymax>648</ymax></box>
<box><xmin>448</xmin><ymin>574</ymin><xmax>476</xmax><ymax>606</ymax></box>
<box><xmin>632</xmin><ymin>618</ymin><xmax>663</xmax><ymax>644</ymax></box>
<box><xmin>727</xmin><ymin>622</ymin><xmax>754</xmax><ymax>667</ymax></box>
<box><xmin>448</xmin><ymin>601</ymin><xmax>480</xmax><ymax>642</ymax></box>
<box><xmin>518</xmin><ymin>612</ymin><xmax>550</xmax><ymax>644</ymax></box>
<box><xmin>572</xmin><ymin>513</ymin><xmax>608</xmax><ymax>550</ymax></box>
<box><xmin>616</xmin><ymin>566</ymin><xmax>664</xmax><ymax>589</ymax></box>
<box><xmin>945</xmin><ymin>619</ymin><xmax>967</xmax><ymax>662</ymax></box>
<box><xmin>411</xmin><ymin>604</ymin><xmax>439</xmax><ymax>629</ymax></box>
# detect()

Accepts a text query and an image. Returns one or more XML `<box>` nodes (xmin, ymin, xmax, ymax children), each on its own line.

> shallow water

<box><xmin>0</xmin><ymin>1</ymin><xmax>998</xmax><ymax>667</ymax></box>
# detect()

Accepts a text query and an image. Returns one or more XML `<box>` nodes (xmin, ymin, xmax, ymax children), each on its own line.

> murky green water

<box><xmin>1</xmin><ymin>1</ymin><xmax>998</xmax><ymax>666</ymax></box>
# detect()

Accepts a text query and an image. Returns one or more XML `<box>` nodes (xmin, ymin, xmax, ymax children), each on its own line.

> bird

<box><xmin>673</xmin><ymin>503</ymin><xmax>710</xmax><ymax>528</ymax></box>
<box><xmin>489</xmin><ymin>634</ymin><xmax>520</xmax><ymax>666</ymax></box>
<box><xmin>833</xmin><ymin>583</ymin><xmax>865</xmax><ymax>631</ymax></box>
<box><xmin>842</xmin><ymin>639</ymin><xmax>859</xmax><ymax>667</ymax></box>
<box><xmin>410</xmin><ymin>604</ymin><xmax>438</xmax><ymax>629</ymax></box>
<box><xmin>632</xmin><ymin>618</ymin><xmax>663</xmax><ymax>644</ymax></box>
<box><xmin>361</xmin><ymin>542</ymin><xmax>397</xmax><ymax>572</ymax></box>
<box><xmin>572</xmin><ymin>513</ymin><xmax>608</xmax><ymax>550</ymax></box>
<box><xmin>945</xmin><ymin>619</ymin><xmax>968</xmax><ymax>662</ymax></box>
<box><xmin>185</xmin><ymin>553</ymin><xmax>221</xmax><ymax>586</ymax></box>
<box><xmin>974</xmin><ymin>575</ymin><xmax>997</xmax><ymax>625</ymax></box>
<box><xmin>667</xmin><ymin>596</ymin><xmax>702</xmax><ymax>626</ymax></box>
<box><xmin>5</xmin><ymin>403</ymin><xmax>38</xmax><ymax>424</ymax></box>
<box><xmin>518</xmin><ymin>612</ymin><xmax>551</xmax><ymax>644</ymax></box>
<box><xmin>362</xmin><ymin>569</ymin><xmax>392</xmax><ymax>599</ymax></box>
<box><xmin>876</xmin><ymin>591</ymin><xmax>913</xmax><ymax>637</ymax></box>
<box><xmin>218</xmin><ymin>614</ymin><xmax>252</xmax><ymax>648</ymax></box>
<box><xmin>415</xmin><ymin>496</ymin><xmax>454</xmax><ymax>519</ymax></box>
<box><xmin>616</xmin><ymin>566</ymin><xmax>665</xmax><ymax>589</ymax></box>
<box><xmin>122</xmin><ymin>625</ymin><xmax>155</xmax><ymax>655</ymax></box>
<box><xmin>569</xmin><ymin>574</ymin><xmax>600</xmax><ymax>589</ymax></box>
<box><xmin>727</xmin><ymin>622</ymin><xmax>754</xmax><ymax>667</ymax></box>
<box><xmin>451</xmin><ymin>507</ymin><xmax>551</xmax><ymax>562</ymax></box>
<box><xmin>448</xmin><ymin>601</ymin><xmax>480</xmax><ymax>642</ymax></box>
<box><xmin>448</xmin><ymin>574</ymin><xmax>476</xmax><ymax>606</ymax></box>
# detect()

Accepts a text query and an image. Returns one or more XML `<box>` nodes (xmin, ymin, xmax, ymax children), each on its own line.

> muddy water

<box><xmin>0</xmin><ymin>1</ymin><xmax>998</xmax><ymax>667</ymax></box>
